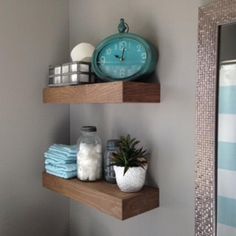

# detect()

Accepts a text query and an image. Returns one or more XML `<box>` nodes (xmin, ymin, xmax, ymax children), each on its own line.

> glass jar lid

<box><xmin>81</xmin><ymin>126</ymin><xmax>97</xmax><ymax>132</ymax></box>
<box><xmin>106</xmin><ymin>139</ymin><xmax>120</xmax><ymax>149</ymax></box>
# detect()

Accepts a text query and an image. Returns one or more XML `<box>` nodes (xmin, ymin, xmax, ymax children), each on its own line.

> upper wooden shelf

<box><xmin>43</xmin><ymin>172</ymin><xmax>159</xmax><ymax>220</ymax></box>
<box><xmin>43</xmin><ymin>81</ymin><xmax>160</xmax><ymax>104</ymax></box>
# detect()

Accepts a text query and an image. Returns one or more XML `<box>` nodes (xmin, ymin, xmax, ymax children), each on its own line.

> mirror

<box><xmin>217</xmin><ymin>23</ymin><xmax>236</xmax><ymax>235</ymax></box>
<box><xmin>196</xmin><ymin>1</ymin><xmax>236</xmax><ymax>236</ymax></box>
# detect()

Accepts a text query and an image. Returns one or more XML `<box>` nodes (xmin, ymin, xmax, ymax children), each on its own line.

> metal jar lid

<box><xmin>81</xmin><ymin>126</ymin><xmax>97</xmax><ymax>132</ymax></box>
<box><xmin>106</xmin><ymin>139</ymin><xmax>120</xmax><ymax>149</ymax></box>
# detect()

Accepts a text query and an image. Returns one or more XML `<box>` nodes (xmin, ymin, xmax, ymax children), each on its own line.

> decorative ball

<box><xmin>71</xmin><ymin>43</ymin><xmax>95</xmax><ymax>62</ymax></box>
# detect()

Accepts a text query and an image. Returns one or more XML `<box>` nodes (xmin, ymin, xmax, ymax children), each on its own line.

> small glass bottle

<box><xmin>104</xmin><ymin>139</ymin><xmax>120</xmax><ymax>183</ymax></box>
<box><xmin>77</xmin><ymin>126</ymin><xmax>102</xmax><ymax>181</ymax></box>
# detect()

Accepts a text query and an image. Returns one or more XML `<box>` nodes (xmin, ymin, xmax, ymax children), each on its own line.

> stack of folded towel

<box><xmin>44</xmin><ymin>144</ymin><xmax>77</xmax><ymax>179</ymax></box>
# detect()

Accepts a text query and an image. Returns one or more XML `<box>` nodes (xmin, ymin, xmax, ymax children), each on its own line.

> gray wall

<box><xmin>69</xmin><ymin>0</ymin><xmax>210</xmax><ymax>236</ymax></box>
<box><xmin>0</xmin><ymin>1</ymin><xmax>70</xmax><ymax>235</ymax></box>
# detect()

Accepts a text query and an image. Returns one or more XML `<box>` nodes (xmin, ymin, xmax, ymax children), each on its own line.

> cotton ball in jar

<box><xmin>79</xmin><ymin>143</ymin><xmax>94</xmax><ymax>156</ymax></box>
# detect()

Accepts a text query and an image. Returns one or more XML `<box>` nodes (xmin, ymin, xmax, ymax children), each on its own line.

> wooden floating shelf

<box><xmin>43</xmin><ymin>81</ymin><xmax>160</xmax><ymax>104</ymax></box>
<box><xmin>43</xmin><ymin>172</ymin><xmax>159</xmax><ymax>220</ymax></box>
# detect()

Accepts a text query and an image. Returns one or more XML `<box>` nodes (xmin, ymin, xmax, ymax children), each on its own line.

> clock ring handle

<box><xmin>118</xmin><ymin>18</ymin><xmax>129</xmax><ymax>33</ymax></box>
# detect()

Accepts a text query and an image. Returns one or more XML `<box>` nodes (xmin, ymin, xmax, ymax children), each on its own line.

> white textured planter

<box><xmin>114</xmin><ymin>165</ymin><xmax>147</xmax><ymax>193</ymax></box>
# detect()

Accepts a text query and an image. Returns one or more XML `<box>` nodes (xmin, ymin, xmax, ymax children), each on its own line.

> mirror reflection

<box><xmin>218</xmin><ymin>23</ymin><xmax>236</xmax><ymax>236</ymax></box>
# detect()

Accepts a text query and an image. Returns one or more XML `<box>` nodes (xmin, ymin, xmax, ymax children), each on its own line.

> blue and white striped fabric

<box><xmin>218</xmin><ymin>62</ymin><xmax>236</xmax><ymax>235</ymax></box>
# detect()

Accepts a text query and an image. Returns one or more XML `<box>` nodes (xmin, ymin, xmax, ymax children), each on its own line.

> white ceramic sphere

<box><xmin>114</xmin><ymin>165</ymin><xmax>147</xmax><ymax>193</ymax></box>
<box><xmin>70</xmin><ymin>43</ymin><xmax>95</xmax><ymax>62</ymax></box>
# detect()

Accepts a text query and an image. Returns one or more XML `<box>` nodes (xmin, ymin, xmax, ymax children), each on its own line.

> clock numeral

<box><xmin>99</xmin><ymin>56</ymin><xmax>105</xmax><ymax>65</ymax></box>
<box><xmin>114</xmin><ymin>44</ymin><xmax>118</xmax><ymax>50</ymax></box>
<box><xmin>106</xmin><ymin>48</ymin><xmax>112</xmax><ymax>55</ymax></box>
<box><xmin>141</xmin><ymin>53</ymin><xmax>147</xmax><ymax>60</ymax></box>
<box><xmin>120</xmin><ymin>69</ymin><xmax>125</xmax><ymax>78</ymax></box>
<box><xmin>137</xmin><ymin>44</ymin><xmax>142</xmax><ymax>52</ymax></box>
<box><xmin>119</xmin><ymin>41</ymin><xmax>127</xmax><ymax>50</ymax></box>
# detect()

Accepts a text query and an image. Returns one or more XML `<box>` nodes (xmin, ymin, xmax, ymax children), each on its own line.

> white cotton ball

<box><xmin>78</xmin><ymin>168</ymin><xmax>86</xmax><ymax>181</ymax></box>
<box><xmin>88</xmin><ymin>161</ymin><xmax>97</xmax><ymax>172</ymax></box>
<box><xmin>87</xmin><ymin>147</ymin><xmax>97</xmax><ymax>157</ymax></box>
<box><xmin>79</xmin><ymin>144</ymin><xmax>93</xmax><ymax>156</ymax></box>
<box><xmin>78</xmin><ymin>143</ymin><xmax>87</xmax><ymax>151</ymax></box>
<box><xmin>95</xmin><ymin>144</ymin><xmax>102</xmax><ymax>153</ymax></box>
<box><xmin>77</xmin><ymin>143</ymin><xmax>102</xmax><ymax>181</ymax></box>
<box><xmin>80</xmin><ymin>157</ymin><xmax>93</xmax><ymax>167</ymax></box>
<box><xmin>90</xmin><ymin>153</ymin><xmax>98</xmax><ymax>161</ymax></box>
<box><xmin>89</xmin><ymin>161</ymin><xmax>98</xmax><ymax>172</ymax></box>
<box><xmin>79</xmin><ymin>167</ymin><xmax>91</xmax><ymax>181</ymax></box>
<box><xmin>79</xmin><ymin>153</ymin><xmax>87</xmax><ymax>161</ymax></box>
<box><xmin>88</xmin><ymin>172</ymin><xmax>97</xmax><ymax>181</ymax></box>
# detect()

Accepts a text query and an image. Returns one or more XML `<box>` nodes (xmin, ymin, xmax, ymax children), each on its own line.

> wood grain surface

<box><xmin>42</xmin><ymin>172</ymin><xmax>159</xmax><ymax>220</ymax></box>
<box><xmin>43</xmin><ymin>82</ymin><xmax>160</xmax><ymax>104</ymax></box>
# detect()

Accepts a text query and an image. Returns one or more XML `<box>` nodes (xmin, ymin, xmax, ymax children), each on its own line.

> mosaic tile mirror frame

<box><xmin>196</xmin><ymin>1</ymin><xmax>236</xmax><ymax>236</ymax></box>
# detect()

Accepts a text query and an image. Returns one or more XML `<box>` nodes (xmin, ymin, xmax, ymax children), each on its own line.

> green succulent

<box><xmin>111</xmin><ymin>134</ymin><xmax>148</xmax><ymax>175</ymax></box>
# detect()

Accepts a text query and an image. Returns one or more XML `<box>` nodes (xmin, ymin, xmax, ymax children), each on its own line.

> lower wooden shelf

<box><xmin>42</xmin><ymin>172</ymin><xmax>159</xmax><ymax>220</ymax></box>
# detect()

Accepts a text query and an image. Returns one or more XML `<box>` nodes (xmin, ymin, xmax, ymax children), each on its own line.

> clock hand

<box><xmin>121</xmin><ymin>48</ymin><xmax>126</xmax><ymax>61</ymax></box>
<box><xmin>114</xmin><ymin>48</ymin><xmax>126</xmax><ymax>61</ymax></box>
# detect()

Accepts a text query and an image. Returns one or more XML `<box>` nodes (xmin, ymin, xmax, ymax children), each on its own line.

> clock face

<box><xmin>96</xmin><ymin>38</ymin><xmax>148</xmax><ymax>80</ymax></box>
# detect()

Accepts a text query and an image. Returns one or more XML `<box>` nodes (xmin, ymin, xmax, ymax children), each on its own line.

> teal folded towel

<box><xmin>45</xmin><ymin>163</ymin><xmax>77</xmax><ymax>172</ymax></box>
<box><xmin>44</xmin><ymin>144</ymin><xmax>77</xmax><ymax>179</ymax></box>
<box><xmin>49</xmin><ymin>144</ymin><xmax>77</xmax><ymax>155</ymax></box>
<box><xmin>46</xmin><ymin>149</ymin><xmax>77</xmax><ymax>159</ymax></box>
<box><xmin>44</xmin><ymin>151</ymin><xmax>76</xmax><ymax>161</ymax></box>
<box><xmin>45</xmin><ymin>157</ymin><xmax>76</xmax><ymax>165</ymax></box>
<box><xmin>46</xmin><ymin>170</ymin><xmax>77</xmax><ymax>179</ymax></box>
<box><xmin>50</xmin><ymin>144</ymin><xmax>77</xmax><ymax>153</ymax></box>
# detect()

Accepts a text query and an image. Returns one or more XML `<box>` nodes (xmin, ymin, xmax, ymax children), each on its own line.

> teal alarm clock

<box><xmin>92</xmin><ymin>19</ymin><xmax>158</xmax><ymax>81</ymax></box>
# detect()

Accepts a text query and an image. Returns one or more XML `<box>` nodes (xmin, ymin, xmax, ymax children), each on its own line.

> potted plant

<box><xmin>111</xmin><ymin>135</ymin><xmax>149</xmax><ymax>192</ymax></box>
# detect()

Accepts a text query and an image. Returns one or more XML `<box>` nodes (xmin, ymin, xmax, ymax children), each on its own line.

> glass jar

<box><xmin>77</xmin><ymin>126</ymin><xmax>102</xmax><ymax>181</ymax></box>
<box><xmin>104</xmin><ymin>139</ymin><xmax>120</xmax><ymax>183</ymax></box>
